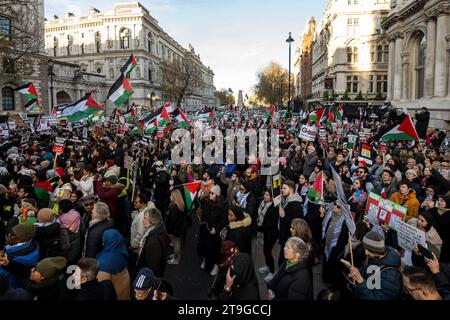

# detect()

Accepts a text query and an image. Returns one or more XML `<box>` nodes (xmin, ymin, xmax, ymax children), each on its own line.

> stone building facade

<box><xmin>44</xmin><ymin>2</ymin><xmax>216</xmax><ymax>112</ymax></box>
<box><xmin>295</xmin><ymin>18</ymin><xmax>316</xmax><ymax>105</ymax></box>
<box><xmin>383</xmin><ymin>0</ymin><xmax>450</xmax><ymax>128</ymax></box>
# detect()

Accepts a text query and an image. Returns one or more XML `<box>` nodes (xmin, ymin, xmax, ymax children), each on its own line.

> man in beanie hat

<box><xmin>26</xmin><ymin>256</ymin><xmax>67</xmax><ymax>300</ymax></box>
<box><xmin>348</xmin><ymin>231</ymin><xmax>403</xmax><ymax>300</ymax></box>
<box><xmin>0</xmin><ymin>223</ymin><xmax>39</xmax><ymax>289</ymax></box>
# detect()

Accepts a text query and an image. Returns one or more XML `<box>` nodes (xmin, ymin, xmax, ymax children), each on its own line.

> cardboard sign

<box><xmin>124</xmin><ymin>155</ymin><xmax>134</xmax><ymax>170</ymax></box>
<box><xmin>272</xmin><ymin>172</ymin><xmax>282</xmax><ymax>207</ymax></box>
<box><xmin>52</xmin><ymin>145</ymin><xmax>65</xmax><ymax>154</ymax></box>
<box><xmin>397</xmin><ymin>220</ymin><xmax>427</xmax><ymax>251</ymax></box>
<box><xmin>358</xmin><ymin>143</ymin><xmax>373</xmax><ymax>165</ymax></box>
<box><xmin>20</xmin><ymin>132</ymin><xmax>31</xmax><ymax>144</ymax></box>
<box><xmin>347</xmin><ymin>134</ymin><xmax>358</xmax><ymax>149</ymax></box>
<box><xmin>318</xmin><ymin>128</ymin><xmax>327</xmax><ymax>144</ymax></box>
<box><xmin>364</xmin><ymin>192</ymin><xmax>407</xmax><ymax>231</ymax></box>
<box><xmin>299</xmin><ymin>125</ymin><xmax>318</xmax><ymax>142</ymax></box>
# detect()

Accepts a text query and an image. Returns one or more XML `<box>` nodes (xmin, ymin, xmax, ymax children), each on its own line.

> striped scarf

<box><xmin>322</xmin><ymin>209</ymin><xmax>345</xmax><ymax>261</ymax></box>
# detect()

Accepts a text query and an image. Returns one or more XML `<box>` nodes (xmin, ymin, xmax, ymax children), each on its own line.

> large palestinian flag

<box><xmin>107</xmin><ymin>74</ymin><xmax>134</xmax><ymax>107</ymax></box>
<box><xmin>15</xmin><ymin>83</ymin><xmax>38</xmax><ymax>100</ymax></box>
<box><xmin>182</xmin><ymin>181</ymin><xmax>201</xmax><ymax>210</ymax></box>
<box><xmin>307</xmin><ymin>171</ymin><xmax>324</xmax><ymax>204</ymax></box>
<box><xmin>172</xmin><ymin>108</ymin><xmax>191</xmax><ymax>128</ymax></box>
<box><xmin>143</xmin><ymin>105</ymin><xmax>172</xmax><ymax>133</ymax></box>
<box><xmin>379</xmin><ymin>115</ymin><xmax>419</xmax><ymax>141</ymax></box>
<box><xmin>120</xmin><ymin>54</ymin><xmax>137</xmax><ymax>78</ymax></box>
<box><xmin>24</xmin><ymin>99</ymin><xmax>42</xmax><ymax>112</ymax></box>
<box><xmin>307</xmin><ymin>108</ymin><xmax>326</xmax><ymax>125</ymax></box>
<box><xmin>60</xmin><ymin>92</ymin><xmax>104</xmax><ymax>123</ymax></box>
<box><xmin>197</xmin><ymin>110</ymin><xmax>214</xmax><ymax>123</ymax></box>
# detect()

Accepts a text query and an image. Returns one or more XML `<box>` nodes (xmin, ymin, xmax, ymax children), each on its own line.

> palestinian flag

<box><xmin>325</xmin><ymin>110</ymin><xmax>334</xmax><ymax>127</ymax></box>
<box><xmin>122</xmin><ymin>103</ymin><xmax>137</xmax><ymax>122</ymax></box>
<box><xmin>120</xmin><ymin>54</ymin><xmax>137</xmax><ymax>78</ymax></box>
<box><xmin>172</xmin><ymin>108</ymin><xmax>191</xmax><ymax>128</ymax></box>
<box><xmin>307</xmin><ymin>108</ymin><xmax>325</xmax><ymax>125</ymax></box>
<box><xmin>143</xmin><ymin>105</ymin><xmax>172</xmax><ymax>133</ymax></box>
<box><xmin>24</xmin><ymin>99</ymin><xmax>42</xmax><ymax>112</ymax></box>
<box><xmin>379</xmin><ymin>115</ymin><xmax>419</xmax><ymax>142</ymax></box>
<box><xmin>336</xmin><ymin>104</ymin><xmax>344</xmax><ymax>122</ymax></box>
<box><xmin>15</xmin><ymin>83</ymin><xmax>39</xmax><ymax>100</ymax></box>
<box><xmin>307</xmin><ymin>171</ymin><xmax>324</xmax><ymax>204</ymax></box>
<box><xmin>60</xmin><ymin>92</ymin><xmax>104</xmax><ymax>123</ymax></box>
<box><xmin>197</xmin><ymin>110</ymin><xmax>214</xmax><ymax>123</ymax></box>
<box><xmin>107</xmin><ymin>74</ymin><xmax>134</xmax><ymax>107</ymax></box>
<box><xmin>265</xmin><ymin>105</ymin><xmax>276</xmax><ymax>123</ymax></box>
<box><xmin>182</xmin><ymin>181</ymin><xmax>201</xmax><ymax>210</ymax></box>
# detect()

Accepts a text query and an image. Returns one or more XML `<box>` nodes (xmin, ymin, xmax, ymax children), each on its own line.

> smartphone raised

<box><xmin>417</xmin><ymin>244</ymin><xmax>434</xmax><ymax>260</ymax></box>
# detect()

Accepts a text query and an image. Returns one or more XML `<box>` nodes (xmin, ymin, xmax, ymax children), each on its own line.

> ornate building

<box><xmin>383</xmin><ymin>0</ymin><xmax>450</xmax><ymax>128</ymax></box>
<box><xmin>310</xmin><ymin>0</ymin><xmax>391</xmax><ymax>110</ymax></box>
<box><xmin>44</xmin><ymin>2</ymin><xmax>215</xmax><ymax>112</ymax></box>
<box><xmin>0</xmin><ymin>0</ymin><xmax>49</xmax><ymax>117</ymax></box>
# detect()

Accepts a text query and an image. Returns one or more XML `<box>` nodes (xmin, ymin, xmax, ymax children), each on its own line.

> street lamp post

<box><xmin>48</xmin><ymin>59</ymin><xmax>54</xmax><ymax>115</ymax></box>
<box><xmin>286</xmin><ymin>32</ymin><xmax>294</xmax><ymax>114</ymax></box>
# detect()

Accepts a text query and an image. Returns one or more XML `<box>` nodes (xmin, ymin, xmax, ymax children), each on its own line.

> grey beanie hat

<box><xmin>362</xmin><ymin>231</ymin><xmax>386</xmax><ymax>254</ymax></box>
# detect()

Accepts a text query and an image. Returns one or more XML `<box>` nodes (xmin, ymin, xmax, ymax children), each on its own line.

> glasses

<box><xmin>239</xmin><ymin>188</ymin><xmax>245</xmax><ymax>191</ymax></box>
<box><xmin>209</xmin><ymin>191</ymin><xmax>216</xmax><ymax>195</ymax></box>
<box><xmin>84</xmin><ymin>203</ymin><xmax>94</xmax><ymax>207</ymax></box>
<box><xmin>334</xmin><ymin>203</ymin><xmax>341</xmax><ymax>209</ymax></box>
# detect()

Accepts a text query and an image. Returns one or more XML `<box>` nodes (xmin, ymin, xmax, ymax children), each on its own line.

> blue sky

<box><xmin>45</xmin><ymin>0</ymin><xmax>326</xmax><ymax>95</ymax></box>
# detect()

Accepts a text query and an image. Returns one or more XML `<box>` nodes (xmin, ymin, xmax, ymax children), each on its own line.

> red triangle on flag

<box><xmin>29</xmin><ymin>83</ymin><xmax>38</xmax><ymax>98</ymax></box>
<box><xmin>122</xmin><ymin>76</ymin><xmax>133</xmax><ymax>92</ymax></box>
<box><xmin>398</xmin><ymin>116</ymin><xmax>419</xmax><ymax>140</ymax></box>
<box><xmin>86</xmin><ymin>94</ymin><xmax>103</xmax><ymax>109</ymax></box>
<box><xmin>185</xmin><ymin>181</ymin><xmax>201</xmax><ymax>194</ymax></box>
<box><xmin>161</xmin><ymin>106</ymin><xmax>172</xmax><ymax>123</ymax></box>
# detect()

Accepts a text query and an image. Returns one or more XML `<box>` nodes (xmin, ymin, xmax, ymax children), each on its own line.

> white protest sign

<box><xmin>124</xmin><ymin>155</ymin><xmax>134</xmax><ymax>170</ymax></box>
<box><xmin>8</xmin><ymin>121</ymin><xmax>16</xmax><ymax>130</ymax></box>
<box><xmin>397</xmin><ymin>220</ymin><xmax>427</xmax><ymax>251</ymax></box>
<box><xmin>299</xmin><ymin>125</ymin><xmax>318</xmax><ymax>142</ymax></box>
<box><xmin>82</xmin><ymin>128</ymin><xmax>88</xmax><ymax>139</ymax></box>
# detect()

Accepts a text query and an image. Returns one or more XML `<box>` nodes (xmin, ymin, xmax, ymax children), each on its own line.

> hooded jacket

<box><xmin>72</xmin><ymin>175</ymin><xmax>94</xmax><ymax>197</ymax></box>
<box><xmin>34</xmin><ymin>221</ymin><xmax>66</xmax><ymax>258</ymax></box>
<box><xmin>95</xmin><ymin>181</ymin><xmax>124</xmax><ymax>219</ymax></box>
<box><xmin>137</xmin><ymin>222</ymin><xmax>170</xmax><ymax>278</ymax></box>
<box><xmin>82</xmin><ymin>218</ymin><xmax>114</xmax><ymax>258</ymax></box>
<box><xmin>224</xmin><ymin>213</ymin><xmax>252</xmax><ymax>254</ymax></box>
<box><xmin>279</xmin><ymin>193</ymin><xmax>303</xmax><ymax>245</ymax></box>
<box><xmin>389</xmin><ymin>189</ymin><xmax>420</xmax><ymax>220</ymax></box>
<box><xmin>432</xmin><ymin>195</ymin><xmax>450</xmax><ymax>263</ymax></box>
<box><xmin>58</xmin><ymin>209</ymin><xmax>81</xmax><ymax>263</ymax></box>
<box><xmin>354</xmin><ymin>246</ymin><xmax>403</xmax><ymax>300</ymax></box>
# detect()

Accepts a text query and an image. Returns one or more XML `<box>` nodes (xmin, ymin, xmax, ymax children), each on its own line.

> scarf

<box><xmin>286</xmin><ymin>260</ymin><xmax>299</xmax><ymax>270</ymax></box>
<box><xmin>322</xmin><ymin>209</ymin><xmax>345</xmax><ymax>261</ymax></box>
<box><xmin>89</xmin><ymin>218</ymin><xmax>101</xmax><ymax>228</ymax></box>
<box><xmin>203</xmin><ymin>179</ymin><xmax>213</xmax><ymax>187</ymax></box>
<box><xmin>437</xmin><ymin>207</ymin><xmax>450</xmax><ymax>216</ymax></box>
<box><xmin>237</xmin><ymin>191</ymin><xmax>249</xmax><ymax>209</ymax></box>
<box><xmin>138</xmin><ymin>224</ymin><xmax>157</xmax><ymax>258</ymax></box>
<box><xmin>257</xmin><ymin>201</ymin><xmax>272</xmax><ymax>227</ymax></box>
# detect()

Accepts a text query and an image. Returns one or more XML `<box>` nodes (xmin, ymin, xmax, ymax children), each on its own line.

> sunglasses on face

<box><xmin>334</xmin><ymin>203</ymin><xmax>341</xmax><ymax>209</ymax></box>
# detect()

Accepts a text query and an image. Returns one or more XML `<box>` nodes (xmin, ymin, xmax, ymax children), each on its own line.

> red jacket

<box><xmin>95</xmin><ymin>181</ymin><xmax>123</xmax><ymax>219</ymax></box>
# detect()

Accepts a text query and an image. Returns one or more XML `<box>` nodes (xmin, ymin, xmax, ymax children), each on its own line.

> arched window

<box><xmin>67</xmin><ymin>35</ymin><xmax>73</xmax><ymax>56</ymax></box>
<box><xmin>347</xmin><ymin>46</ymin><xmax>358</xmax><ymax>63</ymax></box>
<box><xmin>81</xmin><ymin>43</ymin><xmax>85</xmax><ymax>55</ymax></box>
<box><xmin>148</xmin><ymin>32</ymin><xmax>153</xmax><ymax>54</ymax></box>
<box><xmin>2</xmin><ymin>87</ymin><xmax>14</xmax><ymax>111</ymax></box>
<box><xmin>95</xmin><ymin>31</ymin><xmax>101</xmax><ymax>53</ymax></box>
<box><xmin>120</xmin><ymin>28</ymin><xmax>131</xmax><ymax>49</ymax></box>
<box><xmin>53</xmin><ymin>37</ymin><xmax>58</xmax><ymax>56</ymax></box>
<box><xmin>415</xmin><ymin>32</ymin><xmax>426</xmax><ymax>99</ymax></box>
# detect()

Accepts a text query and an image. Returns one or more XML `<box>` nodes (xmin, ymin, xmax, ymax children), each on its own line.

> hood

<box><xmin>108</xmin><ymin>183</ymin><xmax>125</xmax><ymax>190</ymax></box>
<box><xmin>229</xmin><ymin>213</ymin><xmax>252</xmax><ymax>230</ymax></box>
<box><xmin>58</xmin><ymin>209</ymin><xmax>80</xmax><ymax>233</ymax></box>
<box><xmin>286</xmin><ymin>193</ymin><xmax>303</xmax><ymax>204</ymax></box>
<box><xmin>232</xmin><ymin>253</ymin><xmax>257</xmax><ymax>287</ymax></box>
<box><xmin>35</xmin><ymin>221</ymin><xmax>60</xmax><ymax>234</ymax></box>
<box><xmin>35</xmin><ymin>181</ymin><xmax>53</xmax><ymax>192</ymax></box>
<box><xmin>368</xmin><ymin>246</ymin><xmax>401</xmax><ymax>268</ymax></box>
<box><xmin>98</xmin><ymin>229</ymin><xmax>129</xmax><ymax>259</ymax></box>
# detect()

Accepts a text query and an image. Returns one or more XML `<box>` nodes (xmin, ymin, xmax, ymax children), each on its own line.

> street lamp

<box><xmin>286</xmin><ymin>32</ymin><xmax>294</xmax><ymax>113</ymax></box>
<box><xmin>48</xmin><ymin>59</ymin><xmax>54</xmax><ymax>115</ymax></box>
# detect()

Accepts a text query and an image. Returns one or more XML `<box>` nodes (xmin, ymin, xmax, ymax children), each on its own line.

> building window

<box><xmin>347</xmin><ymin>76</ymin><xmax>358</xmax><ymax>93</ymax></box>
<box><xmin>347</xmin><ymin>18</ymin><xmax>359</xmax><ymax>35</ymax></box>
<box><xmin>120</xmin><ymin>28</ymin><xmax>131</xmax><ymax>49</ymax></box>
<box><xmin>369</xmin><ymin>75</ymin><xmax>375</xmax><ymax>93</ymax></box>
<box><xmin>81</xmin><ymin>43</ymin><xmax>85</xmax><ymax>55</ymax></box>
<box><xmin>53</xmin><ymin>37</ymin><xmax>58</xmax><ymax>56</ymax></box>
<box><xmin>383</xmin><ymin>45</ymin><xmax>389</xmax><ymax>62</ymax></box>
<box><xmin>148</xmin><ymin>69</ymin><xmax>153</xmax><ymax>82</ymax></box>
<box><xmin>148</xmin><ymin>33</ymin><xmax>153</xmax><ymax>54</ymax></box>
<box><xmin>67</xmin><ymin>35</ymin><xmax>73</xmax><ymax>56</ymax></box>
<box><xmin>95</xmin><ymin>32</ymin><xmax>101</xmax><ymax>53</ymax></box>
<box><xmin>376</xmin><ymin>75</ymin><xmax>388</xmax><ymax>93</ymax></box>
<box><xmin>370</xmin><ymin>45</ymin><xmax>375</xmax><ymax>62</ymax></box>
<box><xmin>354</xmin><ymin>0</ymin><xmax>358</xmax><ymax>5</ymax></box>
<box><xmin>347</xmin><ymin>47</ymin><xmax>358</xmax><ymax>63</ymax></box>
<box><xmin>2</xmin><ymin>58</ymin><xmax>15</xmax><ymax>74</ymax></box>
<box><xmin>415</xmin><ymin>33</ymin><xmax>426</xmax><ymax>99</ymax></box>
<box><xmin>0</xmin><ymin>15</ymin><xmax>11</xmax><ymax>38</ymax></box>
<box><xmin>377</xmin><ymin>45</ymin><xmax>383</xmax><ymax>62</ymax></box>
<box><xmin>2</xmin><ymin>87</ymin><xmax>14</xmax><ymax>111</ymax></box>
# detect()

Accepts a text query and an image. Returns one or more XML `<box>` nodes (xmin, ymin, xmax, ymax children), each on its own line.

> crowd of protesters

<box><xmin>0</xmin><ymin>104</ymin><xmax>449</xmax><ymax>301</ymax></box>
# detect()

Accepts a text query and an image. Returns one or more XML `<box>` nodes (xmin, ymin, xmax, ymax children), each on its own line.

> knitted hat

<box><xmin>279</xmin><ymin>157</ymin><xmax>287</xmax><ymax>166</ymax></box>
<box><xmin>133</xmin><ymin>267</ymin><xmax>157</xmax><ymax>290</ymax></box>
<box><xmin>230</xmin><ymin>206</ymin><xmax>245</xmax><ymax>221</ymax></box>
<box><xmin>419</xmin><ymin>211</ymin><xmax>435</xmax><ymax>232</ymax></box>
<box><xmin>362</xmin><ymin>231</ymin><xmax>385</xmax><ymax>254</ymax></box>
<box><xmin>40</xmin><ymin>161</ymin><xmax>50</xmax><ymax>169</ymax></box>
<box><xmin>105</xmin><ymin>175</ymin><xmax>118</xmax><ymax>185</ymax></box>
<box><xmin>35</xmin><ymin>257</ymin><xmax>67</xmax><ymax>279</ymax></box>
<box><xmin>405</xmin><ymin>169</ymin><xmax>418</xmax><ymax>177</ymax></box>
<box><xmin>82</xmin><ymin>195</ymin><xmax>96</xmax><ymax>205</ymax></box>
<box><xmin>12</xmin><ymin>223</ymin><xmax>36</xmax><ymax>242</ymax></box>
<box><xmin>106</xmin><ymin>160</ymin><xmax>115</xmax><ymax>167</ymax></box>
<box><xmin>210</xmin><ymin>185</ymin><xmax>221</xmax><ymax>197</ymax></box>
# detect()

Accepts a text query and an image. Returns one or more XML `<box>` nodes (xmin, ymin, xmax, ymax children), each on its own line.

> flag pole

<box><xmin>348</xmin><ymin>231</ymin><xmax>354</xmax><ymax>267</ymax></box>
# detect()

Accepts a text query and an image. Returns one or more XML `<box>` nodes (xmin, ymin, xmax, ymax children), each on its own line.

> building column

<box><xmin>434</xmin><ymin>13</ymin><xmax>449</xmax><ymax>97</ymax></box>
<box><xmin>402</xmin><ymin>52</ymin><xmax>410</xmax><ymax>100</ymax></box>
<box><xmin>425</xmin><ymin>15</ymin><xmax>437</xmax><ymax>97</ymax></box>
<box><xmin>387</xmin><ymin>37</ymin><xmax>396</xmax><ymax>100</ymax></box>
<box><xmin>447</xmin><ymin>34</ymin><xmax>450</xmax><ymax>97</ymax></box>
<box><xmin>393</xmin><ymin>34</ymin><xmax>403</xmax><ymax>100</ymax></box>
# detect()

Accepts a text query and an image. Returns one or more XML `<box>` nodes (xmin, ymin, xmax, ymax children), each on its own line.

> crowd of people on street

<box><xmin>0</xmin><ymin>104</ymin><xmax>449</xmax><ymax>300</ymax></box>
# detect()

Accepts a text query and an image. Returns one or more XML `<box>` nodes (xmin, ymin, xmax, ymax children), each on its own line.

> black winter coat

<box><xmin>256</xmin><ymin>203</ymin><xmax>279</xmax><ymax>246</ymax></box>
<box><xmin>34</xmin><ymin>222</ymin><xmax>64</xmax><ymax>258</ymax></box>
<box><xmin>415</xmin><ymin>111</ymin><xmax>430</xmax><ymax>140</ymax></box>
<box><xmin>279</xmin><ymin>195</ymin><xmax>303</xmax><ymax>245</ymax></box>
<box><xmin>165</xmin><ymin>204</ymin><xmax>187</xmax><ymax>237</ymax></box>
<box><xmin>224</xmin><ymin>214</ymin><xmax>252</xmax><ymax>254</ymax></box>
<box><xmin>268</xmin><ymin>259</ymin><xmax>313</xmax><ymax>300</ymax></box>
<box><xmin>75</xmin><ymin>279</ymin><xmax>117</xmax><ymax>300</ymax></box>
<box><xmin>136</xmin><ymin>223</ymin><xmax>170</xmax><ymax>278</ymax></box>
<box><xmin>82</xmin><ymin>219</ymin><xmax>114</xmax><ymax>258</ymax></box>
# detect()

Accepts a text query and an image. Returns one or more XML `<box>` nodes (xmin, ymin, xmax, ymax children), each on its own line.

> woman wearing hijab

<box><xmin>96</xmin><ymin>229</ymin><xmax>131</xmax><ymax>300</ymax></box>
<box><xmin>267</xmin><ymin>237</ymin><xmax>313</xmax><ymax>300</ymax></box>
<box><xmin>220</xmin><ymin>253</ymin><xmax>260</xmax><ymax>300</ymax></box>
<box><xmin>429</xmin><ymin>195</ymin><xmax>450</xmax><ymax>263</ymax></box>
<box><xmin>208</xmin><ymin>241</ymin><xmax>239</xmax><ymax>300</ymax></box>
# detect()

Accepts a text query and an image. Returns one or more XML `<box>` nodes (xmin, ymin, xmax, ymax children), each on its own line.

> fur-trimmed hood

<box><xmin>229</xmin><ymin>213</ymin><xmax>252</xmax><ymax>230</ymax></box>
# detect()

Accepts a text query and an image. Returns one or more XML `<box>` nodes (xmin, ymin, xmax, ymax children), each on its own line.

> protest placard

<box><xmin>358</xmin><ymin>143</ymin><xmax>373</xmax><ymax>165</ymax></box>
<box><xmin>397</xmin><ymin>220</ymin><xmax>427</xmax><ymax>251</ymax></box>
<box><xmin>299</xmin><ymin>124</ymin><xmax>318</xmax><ymax>142</ymax></box>
<box><xmin>364</xmin><ymin>192</ymin><xmax>407</xmax><ymax>231</ymax></box>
